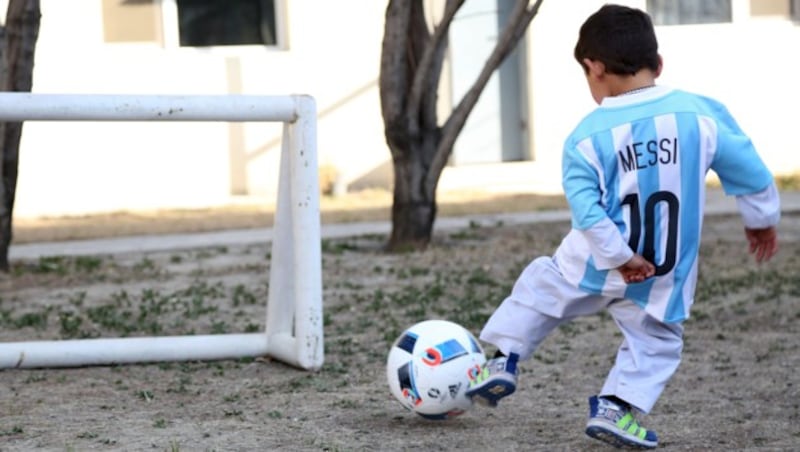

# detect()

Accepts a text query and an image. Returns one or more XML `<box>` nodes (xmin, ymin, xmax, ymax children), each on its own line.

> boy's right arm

<box><xmin>706</xmin><ymin>101</ymin><xmax>781</xmax><ymax>263</ymax></box>
<box><xmin>736</xmin><ymin>183</ymin><xmax>781</xmax><ymax>263</ymax></box>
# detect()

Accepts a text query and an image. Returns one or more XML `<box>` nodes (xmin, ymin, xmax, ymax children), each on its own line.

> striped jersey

<box><xmin>554</xmin><ymin>86</ymin><xmax>776</xmax><ymax>323</ymax></box>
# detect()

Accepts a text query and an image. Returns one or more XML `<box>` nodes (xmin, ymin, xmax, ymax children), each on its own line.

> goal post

<box><xmin>0</xmin><ymin>93</ymin><xmax>324</xmax><ymax>371</ymax></box>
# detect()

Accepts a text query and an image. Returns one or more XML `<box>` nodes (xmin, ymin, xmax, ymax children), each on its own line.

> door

<box><xmin>449</xmin><ymin>0</ymin><xmax>530</xmax><ymax>165</ymax></box>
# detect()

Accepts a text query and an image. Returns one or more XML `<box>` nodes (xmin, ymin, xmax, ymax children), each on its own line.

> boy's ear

<box><xmin>655</xmin><ymin>54</ymin><xmax>663</xmax><ymax>77</ymax></box>
<box><xmin>582</xmin><ymin>58</ymin><xmax>605</xmax><ymax>79</ymax></box>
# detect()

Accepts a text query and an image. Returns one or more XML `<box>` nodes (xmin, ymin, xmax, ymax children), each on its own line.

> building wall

<box><xmin>11</xmin><ymin>0</ymin><xmax>800</xmax><ymax>218</ymax></box>
<box><xmin>15</xmin><ymin>0</ymin><xmax>389</xmax><ymax>217</ymax></box>
<box><xmin>519</xmin><ymin>0</ymin><xmax>800</xmax><ymax>195</ymax></box>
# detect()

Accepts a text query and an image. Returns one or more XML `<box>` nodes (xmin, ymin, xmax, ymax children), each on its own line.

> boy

<box><xmin>465</xmin><ymin>4</ymin><xmax>780</xmax><ymax>449</ymax></box>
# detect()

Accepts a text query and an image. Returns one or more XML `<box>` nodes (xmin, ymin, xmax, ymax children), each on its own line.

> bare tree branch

<box><xmin>405</xmin><ymin>0</ymin><xmax>464</xmax><ymax>137</ymax></box>
<box><xmin>427</xmin><ymin>0</ymin><xmax>544</xmax><ymax>191</ymax></box>
<box><xmin>379</xmin><ymin>0</ymin><xmax>412</xmax><ymax>145</ymax></box>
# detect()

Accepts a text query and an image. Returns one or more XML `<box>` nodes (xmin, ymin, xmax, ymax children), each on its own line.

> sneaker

<box><xmin>585</xmin><ymin>395</ymin><xmax>658</xmax><ymax>449</ymax></box>
<box><xmin>465</xmin><ymin>353</ymin><xmax>518</xmax><ymax>407</ymax></box>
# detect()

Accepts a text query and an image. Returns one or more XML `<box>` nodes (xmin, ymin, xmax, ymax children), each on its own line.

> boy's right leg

<box><xmin>465</xmin><ymin>351</ymin><xmax>520</xmax><ymax>407</ymax></box>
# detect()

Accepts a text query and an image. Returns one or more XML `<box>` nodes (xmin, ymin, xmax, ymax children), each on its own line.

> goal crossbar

<box><xmin>0</xmin><ymin>93</ymin><xmax>324</xmax><ymax>371</ymax></box>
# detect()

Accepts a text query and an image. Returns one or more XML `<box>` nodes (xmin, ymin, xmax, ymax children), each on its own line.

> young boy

<box><xmin>465</xmin><ymin>4</ymin><xmax>781</xmax><ymax>449</ymax></box>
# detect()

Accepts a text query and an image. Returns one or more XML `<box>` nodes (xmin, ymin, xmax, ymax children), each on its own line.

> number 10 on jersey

<box><xmin>621</xmin><ymin>191</ymin><xmax>679</xmax><ymax>276</ymax></box>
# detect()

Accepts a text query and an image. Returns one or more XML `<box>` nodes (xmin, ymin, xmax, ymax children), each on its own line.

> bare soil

<box><xmin>10</xmin><ymin>190</ymin><xmax>568</xmax><ymax>244</ymax></box>
<box><xmin>0</xmin><ymin>194</ymin><xmax>798</xmax><ymax>451</ymax></box>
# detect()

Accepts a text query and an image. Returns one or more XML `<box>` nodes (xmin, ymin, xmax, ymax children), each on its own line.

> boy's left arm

<box><xmin>617</xmin><ymin>253</ymin><xmax>656</xmax><ymax>284</ymax></box>
<box><xmin>563</xmin><ymin>140</ymin><xmax>639</xmax><ymax>272</ymax></box>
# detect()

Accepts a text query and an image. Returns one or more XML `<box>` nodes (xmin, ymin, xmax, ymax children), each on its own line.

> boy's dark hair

<box><xmin>574</xmin><ymin>4</ymin><xmax>660</xmax><ymax>75</ymax></box>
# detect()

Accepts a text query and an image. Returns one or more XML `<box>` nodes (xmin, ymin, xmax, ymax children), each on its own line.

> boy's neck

<box><xmin>608</xmin><ymin>71</ymin><xmax>657</xmax><ymax>97</ymax></box>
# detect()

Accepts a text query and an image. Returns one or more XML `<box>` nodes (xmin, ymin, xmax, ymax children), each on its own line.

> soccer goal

<box><xmin>0</xmin><ymin>93</ymin><xmax>324</xmax><ymax>371</ymax></box>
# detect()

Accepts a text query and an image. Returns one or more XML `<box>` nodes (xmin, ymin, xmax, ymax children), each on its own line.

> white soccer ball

<box><xmin>386</xmin><ymin>319</ymin><xmax>486</xmax><ymax>420</ymax></box>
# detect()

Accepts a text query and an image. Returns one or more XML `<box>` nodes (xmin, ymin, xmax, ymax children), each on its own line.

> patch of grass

<box><xmin>10</xmin><ymin>255</ymin><xmax>107</xmax><ymax>277</ymax></box>
<box><xmin>775</xmin><ymin>172</ymin><xmax>800</xmax><ymax>190</ymax></box>
<box><xmin>231</xmin><ymin>284</ymin><xmax>258</xmax><ymax>306</ymax></box>
<box><xmin>0</xmin><ymin>426</ymin><xmax>23</xmax><ymax>437</ymax></box>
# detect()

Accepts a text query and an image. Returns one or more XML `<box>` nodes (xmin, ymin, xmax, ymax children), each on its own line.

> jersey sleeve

<box><xmin>562</xmin><ymin>139</ymin><xmax>606</xmax><ymax>230</ymax></box>
<box><xmin>735</xmin><ymin>182</ymin><xmax>781</xmax><ymax>229</ymax></box>
<box><xmin>708</xmin><ymin>104</ymin><xmax>774</xmax><ymax>195</ymax></box>
<box><xmin>562</xmin><ymin>139</ymin><xmax>633</xmax><ymax>270</ymax></box>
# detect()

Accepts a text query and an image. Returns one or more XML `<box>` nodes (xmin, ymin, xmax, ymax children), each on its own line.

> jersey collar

<box><xmin>600</xmin><ymin>85</ymin><xmax>673</xmax><ymax>108</ymax></box>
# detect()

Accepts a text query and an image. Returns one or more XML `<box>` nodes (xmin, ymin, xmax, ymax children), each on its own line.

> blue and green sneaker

<box><xmin>585</xmin><ymin>395</ymin><xmax>658</xmax><ymax>449</ymax></box>
<box><xmin>465</xmin><ymin>353</ymin><xmax>518</xmax><ymax>407</ymax></box>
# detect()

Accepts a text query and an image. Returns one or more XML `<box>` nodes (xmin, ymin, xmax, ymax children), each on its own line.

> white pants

<box><xmin>480</xmin><ymin>256</ymin><xmax>683</xmax><ymax>413</ymax></box>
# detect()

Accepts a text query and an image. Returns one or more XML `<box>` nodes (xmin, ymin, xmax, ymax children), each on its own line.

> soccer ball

<box><xmin>386</xmin><ymin>319</ymin><xmax>486</xmax><ymax>420</ymax></box>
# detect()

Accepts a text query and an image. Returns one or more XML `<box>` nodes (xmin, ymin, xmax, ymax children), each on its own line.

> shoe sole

<box><xmin>465</xmin><ymin>380</ymin><xmax>516</xmax><ymax>407</ymax></box>
<box><xmin>585</xmin><ymin>425</ymin><xmax>657</xmax><ymax>450</ymax></box>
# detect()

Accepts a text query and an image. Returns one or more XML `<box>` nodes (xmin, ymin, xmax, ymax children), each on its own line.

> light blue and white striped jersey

<box><xmin>554</xmin><ymin>86</ymin><xmax>776</xmax><ymax>322</ymax></box>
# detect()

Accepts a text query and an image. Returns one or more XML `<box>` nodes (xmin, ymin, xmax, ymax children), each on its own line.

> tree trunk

<box><xmin>0</xmin><ymin>0</ymin><xmax>41</xmax><ymax>271</ymax></box>
<box><xmin>388</xmin><ymin>140</ymin><xmax>438</xmax><ymax>251</ymax></box>
<box><xmin>381</xmin><ymin>0</ymin><xmax>451</xmax><ymax>252</ymax></box>
<box><xmin>380</xmin><ymin>0</ymin><xmax>543</xmax><ymax>252</ymax></box>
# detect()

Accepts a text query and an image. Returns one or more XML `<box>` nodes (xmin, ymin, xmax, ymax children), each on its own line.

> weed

<box><xmin>23</xmin><ymin>374</ymin><xmax>47</xmax><ymax>384</ymax></box>
<box><xmin>12</xmin><ymin>310</ymin><xmax>50</xmax><ymax>330</ymax></box>
<box><xmin>74</xmin><ymin>256</ymin><xmax>103</xmax><ymax>273</ymax></box>
<box><xmin>232</xmin><ymin>284</ymin><xmax>258</xmax><ymax>306</ymax></box>
<box><xmin>211</xmin><ymin>321</ymin><xmax>228</xmax><ymax>334</ymax></box>
<box><xmin>332</xmin><ymin>399</ymin><xmax>360</xmax><ymax>409</ymax></box>
<box><xmin>321</xmin><ymin>240</ymin><xmax>358</xmax><ymax>255</ymax></box>
<box><xmin>138</xmin><ymin>390</ymin><xmax>154</xmax><ymax>402</ymax></box>
<box><xmin>223</xmin><ymin>408</ymin><xmax>244</xmax><ymax>418</ymax></box>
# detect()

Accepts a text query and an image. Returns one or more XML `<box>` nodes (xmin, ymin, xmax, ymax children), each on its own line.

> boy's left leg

<box><xmin>601</xmin><ymin>300</ymin><xmax>684</xmax><ymax>413</ymax></box>
<box><xmin>585</xmin><ymin>299</ymin><xmax>684</xmax><ymax>449</ymax></box>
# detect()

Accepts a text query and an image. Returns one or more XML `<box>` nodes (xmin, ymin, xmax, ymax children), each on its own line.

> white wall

<box><xmin>11</xmin><ymin>0</ymin><xmax>800</xmax><ymax>218</ymax></box>
<box><xmin>523</xmin><ymin>0</ymin><xmax>800</xmax><ymax>195</ymax></box>
<box><xmin>656</xmin><ymin>20</ymin><xmax>800</xmax><ymax>173</ymax></box>
<box><xmin>15</xmin><ymin>0</ymin><xmax>389</xmax><ymax>218</ymax></box>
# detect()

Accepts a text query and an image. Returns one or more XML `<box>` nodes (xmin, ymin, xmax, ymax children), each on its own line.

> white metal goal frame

<box><xmin>0</xmin><ymin>93</ymin><xmax>324</xmax><ymax>371</ymax></box>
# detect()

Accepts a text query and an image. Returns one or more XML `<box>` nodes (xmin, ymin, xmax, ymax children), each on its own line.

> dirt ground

<box><xmin>0</xmin><ymin>200</ymin><xmax>798</xmax><ymax>451</ymax></box>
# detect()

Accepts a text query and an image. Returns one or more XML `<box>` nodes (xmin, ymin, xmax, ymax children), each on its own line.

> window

<box><xmin>102</xmin><ymin>0</ymin><xmax>162</xmax><ymax>43</ymax></box>
<box><xmin>176</xmin><ymin>0</ymin><xmax>277</xmax><ymax>47</ymax></box>
<box><xmin>647</xmin><ymin>0</ymin><xmax>732</xmax><ymax>25</ymax></box>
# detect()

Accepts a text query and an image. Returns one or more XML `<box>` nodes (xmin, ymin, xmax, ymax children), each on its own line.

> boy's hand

<box><xmin>617</xmin><ymin>254</ymin><xmax>655</xmax><ymax>284</ymax></box>
<box><xmin>745</xmin><ymin>226</ymin><xmax>778</xmax><ymax>263</ymax></box>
